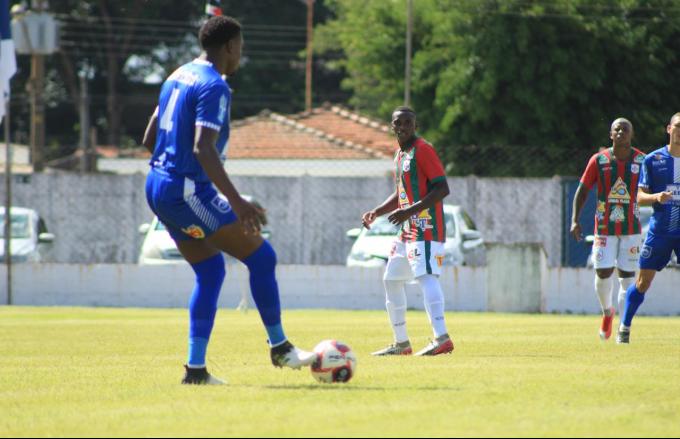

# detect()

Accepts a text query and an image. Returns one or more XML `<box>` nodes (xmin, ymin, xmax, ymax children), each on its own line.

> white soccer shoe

<box><xmin>270</xmin><ymin>341</ymin><xmax>317</xmax><ymax>369</ymax></box>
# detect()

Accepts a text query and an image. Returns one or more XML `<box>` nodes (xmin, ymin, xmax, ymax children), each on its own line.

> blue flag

<box><xmin>0</xmin><ymin>0</ymin><xmax>16</xmax><ymax>125</ymax></box>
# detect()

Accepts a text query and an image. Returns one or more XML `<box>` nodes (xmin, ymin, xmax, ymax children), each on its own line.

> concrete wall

<box><xmin>0</xmin><ymin>173</ymin><xmax>564</xmax><ymax>266</ymax></box>
<box><xmin>3</xmin><ymin>263</ymin><xmax>680</xmax><ymax>315</ymax></box>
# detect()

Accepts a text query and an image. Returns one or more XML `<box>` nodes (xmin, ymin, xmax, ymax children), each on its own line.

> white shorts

<box><xmin>591</xmin><ymin>234</ymin><xmax>641</xmax><ymax>272</ymax></box>
<box><xmin>383</xmin><ymin>240</ymin><xmax>445</xmax><ymax>281</ymax></box>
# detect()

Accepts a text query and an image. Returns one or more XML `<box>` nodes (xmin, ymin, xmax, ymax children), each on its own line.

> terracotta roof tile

<box><xmin>228</xmin><ymin>106</ymin><xmax>398</xmax><ymax>160</ymax></box>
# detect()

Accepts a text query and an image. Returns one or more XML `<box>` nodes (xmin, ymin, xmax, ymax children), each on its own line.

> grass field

<box><xmin>1</xmin><ymin>307</ymin><xmax>679</xmax><ymax>437</ymax></box>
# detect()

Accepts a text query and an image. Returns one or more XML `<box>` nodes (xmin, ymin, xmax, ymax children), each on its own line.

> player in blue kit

<box><xmin>617</xmin><ymin>113</ymin><xmax>680</xmax><ymax>344</ymax></box>
<box><xmin>142</xmin><ymin>16</ymin><xmax>315</xmax><ymax>384</ymax></box>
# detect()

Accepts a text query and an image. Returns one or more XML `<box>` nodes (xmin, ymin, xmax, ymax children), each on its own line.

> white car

<box><xmin>346</xmin><ymin>204</ymin><xmax>485</xmax><ymax>267</ymax></box>
<box><xmin>138</xmin><ymin>196</ymin><xmax>270</xmax><ymax>265</ymax></box>
<box><xmin>0</xmin><ymin>206</ymin><xmax>55</xmax><ymax>263</ymax></box>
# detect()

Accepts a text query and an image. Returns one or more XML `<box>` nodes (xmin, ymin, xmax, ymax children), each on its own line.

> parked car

<box><xmin>0</xmin><ymin>207</ymin><xmax>55</xmax><ymax>263</ymax></box>
<box><xmin>346</xmin><ymin>204</ymin><xmax>485</xmax><ymax>268</ymax></box>
<box><xmin>138</xmin><ymin>195</ymin><xmax>271</xmax><ymax>265</ymax></box>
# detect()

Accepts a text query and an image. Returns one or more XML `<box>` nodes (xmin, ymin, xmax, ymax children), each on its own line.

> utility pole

<box><xmin>404</xmin><ymin>0</ymin><xmax>413</xmax><ymax>107</ymax></box>
<box><xmin>79</xmin><ymin>71</ymin><xmax>94</xmax><ymax>172</ymax></box>
<box><xmin>4</xmin><ymin>101</ymin><xmax>12</xmax><ymax>305</ymax></box>
<box><xmin>305</xmin><ymin>0</ymin><xmax>314</xmax><ymax>113</ymax></box>
<box><xmin>28</xmin><ymin>0</ymin><xmax>46</xmax><ymax>172</ymax></box>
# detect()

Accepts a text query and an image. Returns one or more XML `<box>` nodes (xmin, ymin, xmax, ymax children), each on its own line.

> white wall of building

<box><xmin>2</xmin><ymin>263</ymin><xmax>679</xmax><ymax>315</ymax></box>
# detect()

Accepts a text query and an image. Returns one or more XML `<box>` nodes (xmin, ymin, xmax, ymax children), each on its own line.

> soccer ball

<box><xmin>310</xmin><ymin>340</ymin><xmax>357</xmax><ymax>383</ymax></box>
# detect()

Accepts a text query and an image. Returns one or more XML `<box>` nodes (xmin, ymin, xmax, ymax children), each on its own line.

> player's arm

<box><xmin>141</xmin><ymin>107</ymin><xmax>159</xmax><ymax>154</ymax></box>
<box><xmin>193</xmin><ymin>126</ymin><xmax>264</xmax><ymax>234</ymax></box>
<box><xmin>362</xmin><ymin>190</ymin><xmax>398</xmax><ymax>229</ymax></box>
<box><xmin>388</xmin><ymin>180</ymin><xmax>449</xmax><ymax>225</ymax></box>
<box><xmin>637</xmin><ymin>156</ymin><xmax>672</xmax><ymax>206</ymax></box>
<box><xmin>570</xmin><ymin>183</ymin><xmax>590</xmax><ymax>242</ymax></box>
<box><xmin>637</xmin><ymin>187</ymin><xmax>672</xmax><ymax>206</ymax></box>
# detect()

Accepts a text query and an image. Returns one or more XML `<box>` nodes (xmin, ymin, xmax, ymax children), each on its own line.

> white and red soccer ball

<box><xmin>310</xmin><ymin>340</ymin><xmax>357</xmax><ymax>383</ymax></box>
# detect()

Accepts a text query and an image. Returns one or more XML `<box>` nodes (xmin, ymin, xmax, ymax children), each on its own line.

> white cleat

<box><xmin>270</xmin><ymin>341</ymin><xmax>317</xmax><ymax>369</ymax></box>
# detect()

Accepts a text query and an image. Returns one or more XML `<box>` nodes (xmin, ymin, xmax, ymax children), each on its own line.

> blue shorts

<box><xmin>639</xmin><ymin>231</ymin><xmax>680</xmax><ymax>271</ymax></box>
<box><xmin>145</xmin><ymin>168</ymin><xmax>237</xmax><ymax>242</ymax></box>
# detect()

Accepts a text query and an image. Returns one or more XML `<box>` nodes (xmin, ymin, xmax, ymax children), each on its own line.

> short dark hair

<box><xmin>199</xmin><ymin>16</ymin><xmax>241</xmax><ymax>50</ymax></box>
<box><xmin>393</xmin><ymin>106</ymin><xmax>416</xmax><ymax>116</ymax></box>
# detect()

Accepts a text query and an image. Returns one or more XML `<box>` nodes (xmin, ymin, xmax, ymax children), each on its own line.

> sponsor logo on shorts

<box><xmin>641</xmin><ymin>245</ymin><xmax>652</xmax><ymax>259</ymax></box>
<box><xmin>596</xmin><ymin>249</ymin><xmax>605</xmax><ymax>261</ymax></box>
<box><xmin>390</xmin><ymin>243</ymin><xmax>398</xmax><ymax>257</ymax></box>
<box><xmin>407</xmin><ymin>248</ymin><xmax>422</xmax><ymax>261</ymax></box>
<box><xmin>629</xmin><ymin>246</ymin><xmax>639</xmax><ymax>256</ymax></box>
<box><xmin>210</xmin><ymin>195</ymin><xmax>232</xmax><ymax>213</ymax></box>
<box><xmin>435</xmin><ymin>255</ymin><xmax>445</xmax><ymax>267</ymax></box>
<box><xmin>594</xmin><ymin>236</ymin><xmax>607</xmax><ymax>248</ymax></box>
<box><xmin>182</xmin><ymin>225</ymin><xmax>206</xmax><ymax>239</ymax></box>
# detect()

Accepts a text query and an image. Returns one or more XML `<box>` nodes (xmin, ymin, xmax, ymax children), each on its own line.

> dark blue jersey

<box><xmin>639</xmin><ymin>146</ymin><xmax>680</xmax><ymax>236</ymax></box>
<box><xmin>150</xmin><ymin>59</ymin><xmax>231</xmax><ymax>183</ymax></box>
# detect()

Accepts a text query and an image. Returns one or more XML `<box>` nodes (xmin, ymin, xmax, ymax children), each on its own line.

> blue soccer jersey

<box><xmin>639</xmin><ymin>146</ymin><xmax>680</xmax><ymax>236</ymax></box>
<box><xmin>150</xmin><ymin>59</ymin><xmax>231</xmax><ymax>183</ymax></box>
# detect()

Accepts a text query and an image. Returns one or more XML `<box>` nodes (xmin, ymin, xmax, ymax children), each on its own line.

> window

<box><xmin>0</xmin><ymin>214</ymin><xmax>31</xmax><ymax>239</ymax></box>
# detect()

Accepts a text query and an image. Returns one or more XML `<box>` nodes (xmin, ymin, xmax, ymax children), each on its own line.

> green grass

<box><xmin>1</xmin><ymin>307</ymin><xmax>680</xmax><ymax>437</ymax></box>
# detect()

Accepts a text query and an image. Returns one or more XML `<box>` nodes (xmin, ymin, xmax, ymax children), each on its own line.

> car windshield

<box><xmin>365</xmin><ymin>217</ymin><xmax>399</xmax><ymax>236</ymax></box>
<box><xmin>0</xmin><ymin>214</ymin><xmax>31</xmax><ymax>239</ymax></box>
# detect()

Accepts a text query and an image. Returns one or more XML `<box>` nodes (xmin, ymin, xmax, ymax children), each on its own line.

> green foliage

<box><xmin>317</xmin><ymin>0</ymin><xmax>680</xmax><ymax>176</ymax></box>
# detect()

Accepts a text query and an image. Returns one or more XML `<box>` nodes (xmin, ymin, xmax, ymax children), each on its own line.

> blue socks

<box><xmin>622</xmin><ymin>284</ymin><xmax>646</xmax><ymax>328</ymax></box>
<box><xmin>187</xmin><ymin>253</ymin><xmax>226</xmax><ymax>367</ymax></box>
<box><xmin>243</xmin><ymin>241</ymin><xmax>287</xmax><ymax>346</ymax></box>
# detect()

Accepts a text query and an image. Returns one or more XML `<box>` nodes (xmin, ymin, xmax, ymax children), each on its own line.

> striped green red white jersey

<box><xmin>580</xmin><ymin>147</ymin><xmax>646</xmax><ymax>236</ymax></box>
<box><xmin>395</xmin><ymin>137</ymin><xmax>447</xmax><ymax>242</ymax></box>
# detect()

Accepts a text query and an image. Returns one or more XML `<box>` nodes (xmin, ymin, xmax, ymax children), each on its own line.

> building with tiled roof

<box><xmin>228</xmin><ymin>105</ymin><xmax>396</xmax><ymax>160</ymax></box>
<box><xmin>97</xmin><ymin>104</ymin><xmax>397</xmax><ymax>176</ymax></box>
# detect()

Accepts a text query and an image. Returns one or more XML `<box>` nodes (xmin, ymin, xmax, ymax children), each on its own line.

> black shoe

<box><xmin>616</xmin><ymin>330</ymin><xmax>630</xmax><ymax>344</ymax></box>
<box><xmin>270</xmin><ymin>340</ymin><xmax>316</xmax><ymax>369</ymax></box>
<box><xmin>181</xmin><ymin>365</ymin><xmax>225</xmax><ymax>385</ymax></box>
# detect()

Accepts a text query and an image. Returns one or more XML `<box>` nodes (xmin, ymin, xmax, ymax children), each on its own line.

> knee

<box><xmin>244</xmin><ymin>241</ymin><xmax>277</xmax><ymax>273</ymax></box>
<box><xmin>636</xmin><ymin>278</ymin><xmax>652</xmax><ymax>293</ymax></box>
<box><xmin>595</xmin><ymin>268</ymin><xmax>614</xmax><ymax>279</ymax></box>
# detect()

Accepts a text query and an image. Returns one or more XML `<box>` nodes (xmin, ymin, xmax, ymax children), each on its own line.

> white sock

<box><xmin>595</xmin><ymin>276</ymin><xmax>613</xmax><ymax>313</ymax></box>
<box><xmin>618</xmin><ymin>277</ymin><xmax>634</xmax><ymax>317</ymax></box>
<box><xmin>417</xmin><ymin>274</ymin><xmax>448</xmax><ymax>338</ymax></box>
<box><xmin>384</xmin><ymin>280</ymin><xmax>409</xmax><ymax>343</ymax></box>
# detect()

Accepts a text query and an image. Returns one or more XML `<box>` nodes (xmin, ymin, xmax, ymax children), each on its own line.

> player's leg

<box><xmin>616</xmin><ymin>234</ymin><xmax>640</xmax><ymax>328</ymax></box>
<box><xmin>145</xmin><ymin>173</ymin><xmax>227</xmax><ymax>384</ymax></box>
<box><xmin>176</xmin><ymin>239</ymin><xmax>226</xmax><ymax>385</ymax></box>
<box><xmin>372</xmin><ymin>241</ymin><xmax>413</xmax><ymax>356</ymax></box>
<box><xmin>207</xmin><ymin>221</ymin><xmax>315</xmax><ymax>369</ymax></box>
<box><xmin>592</xmin><ymin>236</ymin><xmax>617</xmax><ymax>339</ymax></box>
<box><xmin>409</xmin><ymin>241</ymin><xmax>453</xmax><ymax>356</ymax></box>
<box><xmin>617</xmin><ymin>232</ymin><xmax>672</xmax><ymax>344</ymax></box>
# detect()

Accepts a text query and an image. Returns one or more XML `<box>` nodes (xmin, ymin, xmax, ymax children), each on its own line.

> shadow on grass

<box><xmin>247</xmin><ymin>384</ymin><xmax>464</xmax><ymax>392</ymax></box>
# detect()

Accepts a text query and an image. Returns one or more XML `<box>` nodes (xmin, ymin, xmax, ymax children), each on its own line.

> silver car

<box><xmin>0</xmin><ymin>207</ymin><xmax>55</xmax><ymax>262</ymax></box>
<box><xmin>346</xmin><ymin>204</ymin><xmax>485</xmax><ymax>267</ymax></box>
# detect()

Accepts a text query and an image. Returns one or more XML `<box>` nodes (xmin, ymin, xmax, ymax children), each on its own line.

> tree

<box><xmin>316</xmin><ymin>0</ymin><xmax>680</xmax><ymax>176</ymax></box>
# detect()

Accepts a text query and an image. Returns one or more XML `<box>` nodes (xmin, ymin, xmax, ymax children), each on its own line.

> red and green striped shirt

<box><xmin>395</xmin><ymin>137</ymin><xmax>447</xmax><ymax>243</ymax></box>
<box><xmin>580</xmin><ymin>147</ymin><xmax>646</xmax><ymax>236</ymax></box>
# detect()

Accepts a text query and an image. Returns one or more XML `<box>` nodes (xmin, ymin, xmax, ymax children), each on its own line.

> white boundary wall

<box><xmin>2</xmin><ymin>263</ymin><xmax>679</xmax><ymax>315</ymax></box>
